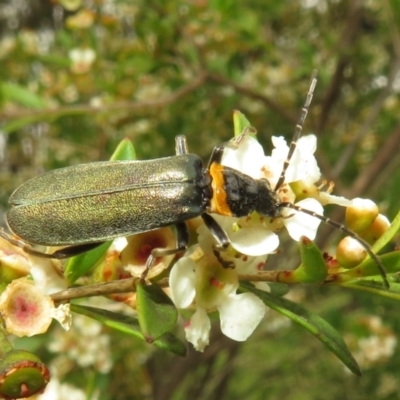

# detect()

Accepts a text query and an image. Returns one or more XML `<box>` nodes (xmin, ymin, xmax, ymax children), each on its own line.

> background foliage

<box><xmin>1</xmin><ymin>0</ymin><xmax>400</xmax><ymax>399</ymax></box>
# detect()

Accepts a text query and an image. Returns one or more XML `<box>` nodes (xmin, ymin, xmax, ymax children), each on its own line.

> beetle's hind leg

<box><xmin>201</xmin><ymin>214</ymin><xmax>235</xmax><ymax>268</ymax></box>
<box><xmin>140</xmin><ymin>222</ymin><xmax>190</xmax><ymax>281</ymax></box>
<box><xmin>0</xmin><ymin>229</ymin><xmax>104</xmax><ymax>259</ymax></box>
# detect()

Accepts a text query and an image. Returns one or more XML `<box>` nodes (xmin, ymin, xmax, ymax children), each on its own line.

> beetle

<box><xmin>0</xmin><ymin>75</ymin><xmax>388</xmax><ymax>287</ymax></box>
<box><xmin>2</xmin><ymin>132</ymin><xmax>279</xmax><ymax>270</ymax></box>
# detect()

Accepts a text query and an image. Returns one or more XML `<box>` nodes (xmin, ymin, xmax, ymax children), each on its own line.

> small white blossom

<box><xmin>69</xmin><ymin>48</ymin><xmax>96</xmax><ymax>74</ymax></box>
<box><xmin>48</xmin><ymin>314</ymin><xmax>113</xmax><ymax>373</ymax></box>
<box><xmin>263</xmin><ymin>135</ymin><xmax>321</xmax><ymax>187</ymax></box>
<box><xmin>221</xmin><ymin>135</ymin><xmax>327</xmax><ymax>248</ymax></box>
<box><xmin>170</xmin><ymin>253</ymin><xmax>266</xmax><ymax>351</ymax></box>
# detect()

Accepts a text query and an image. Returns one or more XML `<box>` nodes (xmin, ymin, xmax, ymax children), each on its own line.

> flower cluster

<box><xmin>0</xmin><ymin>131</ymin><xmax>389</xmax><ymax>360</ymax></box>
<box><xmin>168</xmin><ymin>133</ymin><xmax>355</xmax><ymax>351</ymax></box>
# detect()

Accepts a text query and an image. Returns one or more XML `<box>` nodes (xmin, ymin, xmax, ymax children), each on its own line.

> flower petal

<box><xmin>50</xmin><ymin>303</ymin><xmax>72</xmax><ymax>331</ymax></box>
<box><xmin>283</xmin><ymin>198</ymin><xmax>324</xmax><ymax>241</ymax></box>
<box><xmin>219</xmin><ymin>292</ymin><xmax>266</xmax><ymax>341</ymax></box>
<box><xmin>263</xmin><ymin>135</ymin><xmax>321</xmax><ymax>186</ymax></box>
<box><xmin>185</xmin><ymin>307</ymin><xmax>211</xmax><ymax>352</ymax></box>
<box><xmin>286</xmin><ymin>135</ymin><xmax>320</xmax><ymax>184</ymax></box>
<box><xmin>30</xmin><ymin>259</ymin><xmax>67</xmax><ymax>295</ymax></box>
<box><xmin>221</xmin><ymin>136</ymin><xmax>265</xmax><ymax>178</ymax></box>
<box><xmin>234</xmin><ymin>255</ymin><xmax>268</xmax><ymax>275</ymax></box>
<box><xmin>169</xmin><ymin>257</ymin><xmax>196</xmax><ymax>308</ymax></box>
<box><xmin>319</xmin><ymin>192</ymin><xmax>352</xmax><ymax>207</ymax></box>
<box><xmin>230</xmin><ymin>228</ymin><xmax>279</xmax><ymax>256</ymax></box>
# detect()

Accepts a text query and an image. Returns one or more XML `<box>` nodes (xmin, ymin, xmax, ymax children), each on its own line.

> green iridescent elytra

<box><xmin>7</xmin><ymin>154</ymin><xmax>209</xmax><ymax>246</ymax></box>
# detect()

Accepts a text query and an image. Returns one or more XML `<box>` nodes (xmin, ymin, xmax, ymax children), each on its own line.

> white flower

<box><xmin>221</xmin><ymin>135</ymin><xmax>326</xmax><ymax>248</ymax></box>
<box><xmin>69</xmin><ymin>48</ymin><xmax>96</xmax><ymax>74</ymax></box>
<box><xmin>169</xmin><ymin>131</ymin><xmax>353</xmax><ymax>352</ymax></box>
<box><xmin>263</xmin><ymin>135</ymin><xmax>321</xmax><ymax>187</ymax></box>
<box><xmin>170</xmin><ymin>254</ymin><xmax>266</xmax><ymax>352</ymax></box>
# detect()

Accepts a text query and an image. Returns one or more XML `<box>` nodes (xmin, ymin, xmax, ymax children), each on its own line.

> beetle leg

<box><xmin>0</xmin><ymin>229</ymin><xmax>106</xmax><ymax>259</ymax></box>
<box><xmin>206</xmin><ymin>126</ymin><xmax>257</xmax><ymax>169</ymax></box>
<box><xmin>0</xmin><ymin>229</ymin><xmax>104</xmax><ymax>259</ymax></box>
<box><xmin>228</xmin><ymin>126</ymin><xmax>257</xmax><ymax>147</ymax></box>
<box><xmin>50</xmin><ymin>242</ymin><xmax>106</xmax><ymax>258</ymax></box>
<box><xmin>201</xmin><ymin>214</ymin><xmax>229</xmax><ymax>248</ymax></box>
<box><xmin>175</xmin><ymin>135</ymin><xmax>189</xmax><ymax>155</ymax></box>
<box><xmin>140</xmin><ymin>222</ymin><xmax>190</xmax><ymax>281</ymax></box>
<box><xmin>213</xmin><ymin>249</ymin><xmax>235</xmax><ymax>269</ymax></box>
<box><xmin>201</xmin><ymin>214</ymin><xmax>235</xmax><ymax>268</ymax></box>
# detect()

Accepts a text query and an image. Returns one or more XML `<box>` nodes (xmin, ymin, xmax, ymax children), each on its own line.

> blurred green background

<box><xmin>1</xmin><ymin>0</ymin><xmax>400</xmax><ymax>399</ymax></box>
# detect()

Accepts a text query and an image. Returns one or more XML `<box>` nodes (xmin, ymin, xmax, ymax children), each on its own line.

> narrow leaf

<box><xmin>71</xmin><ymin>304</ymin><xmax>186</xmax><ymax>356</ymax></box>
<box><xmin>0</xmin><ymin>82</ymin><xmax>46</xmax><ymax>109</ymax></box>
<box><xmin>372</xmin><ymin>208</ymin><xmax>400</xmax><ymax>253</ymax></box>
<box><xmin>240</xmin><ymin>281</ymin><xmax>361</xmax><ymax>375</ymax></box>
<box><xmin>65</xmin><ymin>242</ymin><xmax>112</xmax><ymax>285</ymax></box>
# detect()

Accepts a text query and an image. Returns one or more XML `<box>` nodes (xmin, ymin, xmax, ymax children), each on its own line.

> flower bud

<box><xmin>359</xmin><ymin>214</ymin><xmax>391</xmax><ymax>245</ymax></box>
<box><xmin>336</xmin><ymin>237</ymin><xmax>367</xmax><ymax>269</ymax></box>
<box><xmin>346</xmin><ymin>198</ymin><xmax>379</xmax><ymax>233</ymax></box>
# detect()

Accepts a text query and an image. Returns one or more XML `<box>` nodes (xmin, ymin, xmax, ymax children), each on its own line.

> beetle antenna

<box><xmin>274</xmin><ymin>71</ymin><xmax>318</xmax><ymax>192</ymax></box>
<box><xmin>271</xmin><ymin>71</ymin><xmax>388</xmax><ymax>288</ymax></box>
<box><xmin>279</xmin><ymin>201</ymin><xmax>389</xmax><ymax>289</ymax></box>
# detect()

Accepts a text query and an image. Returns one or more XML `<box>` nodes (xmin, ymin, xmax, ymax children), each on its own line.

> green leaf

<box><xmin>268</xmin><ymin>282</ymin><xmax>290</xmax><ymax>297</ymax></box>
<box><xmin>64</xmin><ymin>242</ymin><xmax>112</xmax><ymax>285</ymax></box>
<box><xmin>233</xmin><ymin>110</ymin><xmax>252</xmax><ymax>137</ymax></box>
<box><xmin>136</xmin><ymin>283</ymin><xmax>178</xmax><ymax>342</ymax></box>
<box><xmin>291</xmin><ymin>237</ymin><xmax>328</xmax><ymax>283</ymax></box>
<box><xmin>240</xmin><ymin>281</ymin><xmax>361</xmax><ymax>375</ymax></box>
<box><xmin>2</xmin><ymin>116</ymin><xmax>54</xmax><ymax>134</ymax></box>
<box><xmin>341</xmin><ymin>279</ymin><xmax>400</xmax><ymax>300</ymax></box>
<box><xmin>0</xmin><ymin>82</ymin><xmax>46</xmax><ymax>109</ymax></box>
<box><xmin>110</xmin><ymin>138</ymin><xmax>137</xmax><ymax>161</ymax></box>
<box><xmin>71</xmin><ymin>304</ymin><xmax>186</xmax><ymax>356</ymax></box>
<box><xmin>372</xmin><ymin>208</ymin><xmax>400</xmax><ymax>254</ymax></box>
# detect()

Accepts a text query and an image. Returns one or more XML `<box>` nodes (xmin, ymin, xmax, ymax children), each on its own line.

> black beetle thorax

<box><xmin>222</xmin><ymin>167</ymin><xmax>279</xmax><ymax>218</ymax></box>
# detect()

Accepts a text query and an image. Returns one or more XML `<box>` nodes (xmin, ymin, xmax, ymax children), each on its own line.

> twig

<box><xmin>50</xmin><ymin>277</ymin><xmax>169</xmax><ymax>302</ymax></box>
<box><xmin>0</xmin><ymin>74</ymin><xmax>207</xmax><ymax>121</ymax></box>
